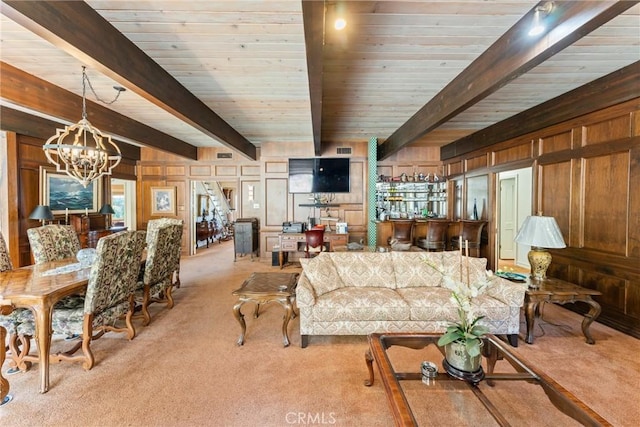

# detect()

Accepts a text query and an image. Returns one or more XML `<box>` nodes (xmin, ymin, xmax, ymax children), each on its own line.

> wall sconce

<box><xmin>514</xmin><ymin>213</ymin><xmax>565</xmax><ymax>283</ymax></box>
<box><xmin>528</xmin><ymin>1</ymin><xmax>554</xmax><ymax>36</ymax></box>
<box><xmin>29</xmin><ymin>205</ymin><xmax>54</xmax><ymax>226</ymax></box>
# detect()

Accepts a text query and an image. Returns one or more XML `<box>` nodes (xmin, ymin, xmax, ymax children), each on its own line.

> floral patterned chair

<box><xmin>146</xmin><ymin>218</ymin><xmax>183</xmax><ymax>288</ymax></box>
<box><xmin>136</xmin><ymin>223</ymin><xmax>180</xmax><ymax>325</ymax></box>
<box><xmin>13</xmin><ymin>231</ymin><xmax>146</xmax><ymax>371</ymax></box>
<box><xmin>0</xmin><ymin>232</ymin><xmax>34</xmax><ymax>374</ymax></box>
<box><xmin>27</xmin><ymin>224</ymin><xmax>81</xmax><ymax>264</ymax></box>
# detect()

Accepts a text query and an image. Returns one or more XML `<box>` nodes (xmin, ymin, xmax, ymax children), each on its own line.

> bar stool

<box><xmin>451</xmin><ymin>220</ymin><xmax>487</xmax><ymax>257</ymax></box>
<box><xmin>417</xmin><ymin>220</ymin><xmax>450</xmax><ymax>251</ymax></box>
<box><xmin>388</xmin><ymin>220</ymin><xmax>414</xmax><ymax>246</ymax></box>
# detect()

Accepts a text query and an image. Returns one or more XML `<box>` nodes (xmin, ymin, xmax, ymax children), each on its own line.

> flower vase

<box><xmin>443</xmin><ymin>340</ymin><xmax>485</xmax><ymax>383</ymax></box>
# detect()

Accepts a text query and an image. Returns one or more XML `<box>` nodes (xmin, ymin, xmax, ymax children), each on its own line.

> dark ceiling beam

<box><xmin>0</xmin><ymin>106</ymin><xmax>141</xmax><ymax>161</ymax></box>
<box><xmin>441</xmin><ymin>61</ymin><xmax>640</xmax><ymax>160</ymax></box>
<box><xmin>377</xmin><ymin>0</ymin><xmax>638</xmax><ymax>160</ymax></box>
<box><xmin>302</xmin><ymin>0</ymin><xmax>325</xmax><ymax>156</ymax></box>
<box><xmin>2</xmin><ymin>0</ymin><xmax>257</xmax><ymax>160</ymax></box>
<box><xmin>1</xmin><ymin>62</ymin><xmax>196</xmax><ymax>160</ymax></box>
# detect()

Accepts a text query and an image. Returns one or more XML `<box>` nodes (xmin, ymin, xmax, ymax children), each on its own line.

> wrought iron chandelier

<box><xmin>43</xmin><ymin>66</ymin><xmax>124</xmax><ymax>188</ymax></box>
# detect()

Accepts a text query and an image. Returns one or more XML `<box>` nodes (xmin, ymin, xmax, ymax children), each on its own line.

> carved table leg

<box><xmin>364</xmin><ymin>349</ymin><xmax>374</xmax><ymax>386</ymax></box>
<box><xmin>233</xmin><ymin>300</ymin><xmax>247</xmax><ymax>346</ymax></box>
<box><xmin>280</xmin><ymin>297</ymin><xmax>293</xmax><ymax>347</ymax></box>
<box><xmin>0</xmin><ymin>325</ymin><xmax>11</xmax><ymax>406</ymax></box>
<box><xmin>524</xmin><ymin>300</ymin><xmax>540</xmax><ymax>344</ymax></box>
<box><xmin>581</xmin><ymin>297</ymin><xmax>602</xmax><ymax>345</ymax></box>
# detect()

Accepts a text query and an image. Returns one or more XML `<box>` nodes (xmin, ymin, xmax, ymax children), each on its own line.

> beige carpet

<box><xmin>2</xmin><ymin>241</ymin><xmax>638</xmax><ymax>426</ymax></box>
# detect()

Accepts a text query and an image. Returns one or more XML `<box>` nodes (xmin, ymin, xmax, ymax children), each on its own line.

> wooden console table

<box><xmin>278</xmin><ymin>232</ymin><xmax>348</xmax><ymax>268</ymax></box>
<box><xmin>78</xmin><ymin>226</ymin><xmax>127</xmax><ymax>248</ymax></box>
<box><xmin>525</xmin><ymin>277</ymin><xmax>602</xmax><ymax>344</ymax></box>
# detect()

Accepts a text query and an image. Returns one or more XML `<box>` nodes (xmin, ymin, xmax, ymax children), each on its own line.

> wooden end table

<box><xmin>232</xmin><ymin>272</ymin><xmax>299</xmax><ymax>347</ymax></box>
<box><xmin>525</xmin><ymin>277</ymin><xmax>602</xmax><ymax>344</ymax></box>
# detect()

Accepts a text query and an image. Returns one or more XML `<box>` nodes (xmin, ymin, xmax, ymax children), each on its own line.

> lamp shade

<box><xmin>99</xmin><ymin>203</ymin><xmax>116</xmax><ymax>215</ymax></box>
<box><xmin>29</xmin><ymin>205</ymin><xmax>54</xmax><ymax>221</ymax></box>
<box><xmin>514</xmin><ymin>215</ymin><xmax>566</xmax><ymax>248</ymax></box>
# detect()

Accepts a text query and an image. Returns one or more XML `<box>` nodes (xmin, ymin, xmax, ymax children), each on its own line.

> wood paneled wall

<box><xmin>442</xmin><ymin>98</ymin><xmax>640</xmax><ymax>338</ymax></box>
<box><xmin>2</xmin><ymin>132</ymin><xmax>131</xmax><ymax>266</ymax></box>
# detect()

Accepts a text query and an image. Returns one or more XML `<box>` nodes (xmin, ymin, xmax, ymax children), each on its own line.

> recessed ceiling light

<box><xmin>334</xmin><ymin>18</ymin><xmax>346</xmax><ymax>31</ymax></box>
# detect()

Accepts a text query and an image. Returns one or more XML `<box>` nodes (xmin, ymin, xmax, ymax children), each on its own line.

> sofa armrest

<box><xmin>486</xmin><ymin>276</ymin><xmax>527</xmax><ymax>307</ymax></box>
<box><xmin>296</xmin><ymin>272</ymin><xmax>317</xmax><ymax>307</ymax></box>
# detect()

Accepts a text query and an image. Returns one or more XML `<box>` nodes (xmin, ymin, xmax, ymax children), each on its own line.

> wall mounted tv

<box><xmin>288</xmin><ymin>158</ymin><xmax>350</xmax><ymax>194</ymax></box>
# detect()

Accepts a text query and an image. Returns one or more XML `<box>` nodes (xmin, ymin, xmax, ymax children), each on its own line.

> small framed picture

<box><xmin>150</xmin><ymin>186</ymin><xmax>176</xmax><ymax>216</ymax></box>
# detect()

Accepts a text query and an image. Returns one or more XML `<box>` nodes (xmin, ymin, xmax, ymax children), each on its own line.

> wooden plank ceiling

<box><xmin>0</xmin><ymin>1</ymin><xmax>638</xmax><ymax>161</ymax></box>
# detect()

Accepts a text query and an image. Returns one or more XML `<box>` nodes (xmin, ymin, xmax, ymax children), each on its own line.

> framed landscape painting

<box><xmin>40</xmin><ymin>167</ymin><xmax>101</xmax><ymax>214</ymax></box>
<box><xmin>151</xmin><ymin>186</ymin><xmax>176</xmax><ymax>216</ymax></box>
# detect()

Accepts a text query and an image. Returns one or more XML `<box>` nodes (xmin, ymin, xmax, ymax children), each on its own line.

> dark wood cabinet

<box><xmin>234</xmin><ymin>218</ymin><xmax>259</xmax><ymax>261</ymax></box>
<box><xmin>78</xmin><ymin>227</ymin><xmax>127</xmax><ymax>248</ymax></box>
<box><xmin>196</xmin><ymin>220</ymin><xmax>218</xmax><ymax>248</ymax></box>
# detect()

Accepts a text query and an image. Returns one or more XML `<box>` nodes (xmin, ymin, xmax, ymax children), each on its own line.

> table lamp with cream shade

<box><xmin>514</xmin><ymin>214</ymin><xmax>566</xmax><ymax>282</ymax></box>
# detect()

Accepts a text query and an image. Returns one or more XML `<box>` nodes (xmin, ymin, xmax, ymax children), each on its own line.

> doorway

<box><xmin>190</xmin><ymin>180</ymin><xmax>237</xmax><ymax>255</ymax></box>
<box><xmin>496</xmin><ymin>168</ymin><xmax>532</xmax><ymax>272</ymax></box>
<box><xmin>110</xmin><ymin>178</ymin><xmax>137</xmax><ymax>230</ymax></box>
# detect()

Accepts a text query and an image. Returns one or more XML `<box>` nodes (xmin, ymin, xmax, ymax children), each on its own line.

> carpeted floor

<box><xmin>2</xmin><ymin>241</ymin><xmax>638</xmax><ymax>426</ymax></box>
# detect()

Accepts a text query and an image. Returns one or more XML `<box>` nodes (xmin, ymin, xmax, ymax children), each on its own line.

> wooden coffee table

<box><xmin>232</xmin><ymin>272</ymin><xmax>299</xmax><ymax>347</ymax></box>
<box><xmin>365</xmin><ymin>332</ymin><xmax>611</xmax><ymax>427</ymax></box>
<box><xmin>525</xmin><ymin>277</ymin><xmax>602</xmax><ymax>344</ymax></box>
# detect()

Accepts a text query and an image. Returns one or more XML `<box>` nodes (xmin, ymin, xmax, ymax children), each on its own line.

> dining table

<box><xmin>0</xmin><ymin>258</ymin><xmax>91</xmax><ymax>393</ymax></box>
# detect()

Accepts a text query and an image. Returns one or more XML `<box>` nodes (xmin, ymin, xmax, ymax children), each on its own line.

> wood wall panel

<box><xmin>539</xmin><ymin>161</ymin><xmax>571</xmax><ymax>237</ymax></box>
<box><xmin>630</xmin><ymin>148</ymin><xmax>640</xmax><ymax>258</ymax></box>
<box><xmin>265</xmin><ymin>161</ymin><xmax>287</xmax><ymax>174</ymax></box>
<box><xmin>466</xmin><ymin>154</ymin><xmax>488</xmax><ymax>171</ymax></box>
<box><xmin>581</xmin><ymin>270</ymin><xmax>627</xmax><ymax>313</ymax></box>
<box><xmin>240</xmin><ymin>180</ymin><xmax>261</xmax><ymax>219</ymax></box>
<box><xmin>540</xmin><ymin>131</ymin><xmax>572</xmax><ymax>154</ymax></box>
<box><xmin>583</xmin><ymin>115</ymin><xmax>631</xmax><ymax>146</ymax></box>
<box><xmin>493</xmin><ymin>142</ymin><xmax>531</xmax><ymax>165</ymax></box>
<box><xmin>583</xmin><ymin>152</ymin><xmax>629</xmax><ymax>255</ymax></box>
<box><xmin>141</xmin><ymin>165</ymin><xmax>163</xmax><ymax>176</ymax></box>
<box><xmin>166</xmin><ymin>166</ymin><xmax>185</xmax><ymax>176</ymax></box>
<box><xmin>264</xmin><ymin>178</ymin><xmax>287</xmax><ymax>227</ymax></box>
<box><xmin>189</xmin><ymin>165</ymin><xmax>211</xmax><ymax>176</ymax></box>
<box><xmin>215</xmin><ymin>165</ymin><xmax>237</xmax><ymax>176</ymax></box>
<box><xmin>241</xmin><ymin>165</ymin><xmax>260</xmax><ymax>176</ymax></box>
<box><xmin>447</xmin><ymin>161</ymin><xmax>463</xmax><ymax>176</ymax></box>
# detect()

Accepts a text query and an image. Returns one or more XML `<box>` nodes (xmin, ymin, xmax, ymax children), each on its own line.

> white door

<box><xmin>499</xmin><ymin>178</ymin><xmax>516</xmax><ymax>259</ymax></box>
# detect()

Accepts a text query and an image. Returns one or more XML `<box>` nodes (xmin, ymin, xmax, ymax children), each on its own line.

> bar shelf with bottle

<box><xmin>376</xmin><ymin>181</ymin><xmax>447</xmax><ymax>220</ymax></box>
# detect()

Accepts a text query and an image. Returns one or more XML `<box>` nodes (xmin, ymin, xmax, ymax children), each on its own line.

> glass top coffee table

<box><xmin>364</xmin><ymin>333</ymin><xmax>611</xmax><ymax>427</ymax></box>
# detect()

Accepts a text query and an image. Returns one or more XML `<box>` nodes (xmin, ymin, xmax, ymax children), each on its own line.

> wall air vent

<box><xmin>217</xmin><ymin>152</ymin><xmax>233</xmax><ymax>159</ymax></box>
<box><xmin>336</xmin><ymin>147</ymin><xmax>351</xmax><ymax>155</ymax></box>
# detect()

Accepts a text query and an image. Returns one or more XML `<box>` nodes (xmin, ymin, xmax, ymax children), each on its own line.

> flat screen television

<box><xmin>288</xmin><ymin>158</ymin><xmax>350</xmax><ymax>194</ymax></box>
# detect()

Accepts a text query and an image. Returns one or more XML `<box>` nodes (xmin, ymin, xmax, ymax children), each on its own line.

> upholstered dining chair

<box><xmin>304</xmin><ymin>229</ymin><xmax>326</xmax><ymax>258</ymax></box>
<box><xmin>135</xmin><ymin>223</ymin><xmax>178</xmax><ymax>325</ymax></box>
<box><xmin>27</xmin><ymin>224</ymin><xmax>81</xmax><ymax>264</ymax></box>
<box><xmin>146</xmin><ymin>218</ymin><xmax>183</xmax><ymax>288</ymax></box>
<box><xmin>13</xmin><ymin>231</ymin><xmax>146</xmax><ymax>371</ymax></box>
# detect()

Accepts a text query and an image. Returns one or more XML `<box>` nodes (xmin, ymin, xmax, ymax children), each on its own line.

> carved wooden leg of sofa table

<box><xmin>364</xmin><ymin>349</ymin><xmax>375</xmax><ymax>386</ymax></box>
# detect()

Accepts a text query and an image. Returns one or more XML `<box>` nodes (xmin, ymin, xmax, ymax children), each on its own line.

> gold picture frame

<box><xmin>40</xmin><ymin>166</ymin><xmax>102</xmax><ymax>214</ymax></box>
<box><xmin>150</xmin><ymin>186</ymin><xmax>176</xmax><ymax>216</ymax></box>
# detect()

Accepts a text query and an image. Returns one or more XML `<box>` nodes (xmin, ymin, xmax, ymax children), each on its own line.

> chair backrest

<box><xmin>0</xmin><ymin>231</ymin><xmax>12</xmax><ymax>272</ymax></box>
<box><xmin>391</xmin><ymin>220</ymin><xmax>414</xmax><ymax>244</ymax></box>
<box><xmin>143</xmin><ymin>224</ymin><xmax>176</xmax><ymax>287</ymax></box>
<box><xmin>84</xmin><ymin>231</ymin><xmax>146</xmax><ymax>315</ymax></box>
<box><xmin>27</xmin><ymin>224</ymin><xmax>81</xmax><ymax>264</ymax></box>
<box><xmin>305</xmin><ymin>229</ymin><xmax>325</xmax><ymax>251</ymax></box>
<box><xmin>425</xmin><ymin>220</ymin><xmax>449</xmax><ymax>243</ymax></box>
<box><xmin>460</xmin><ymin>221</ymin><xmax>487</xmax><ymax>244</ymax></box>
<box><xmin>147</xmin><ymin>218</ymin><xmax>183</xmax><ymax>278</ymax></box>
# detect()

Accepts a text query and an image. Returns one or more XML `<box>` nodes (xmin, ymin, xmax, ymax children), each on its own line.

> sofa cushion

<box><xmin>312</xmin><ymin>287</ymin><xmax>410</xmax><ymax>322</ymax></box>
<box><xmin>390</xmin><ymin>252</ymin><xmax>444</xmax><ymax>288</ymax></box>
<box><xmin>299</xmin><ymin>253</ymin><xmax>345</xmax><ymax>297</ymax></box>
<box><xmin>396</xmin><ymin>287</ymin><xmax>461</xmax><ymax>322</ymax></box>
<box><xmin>329</xmin><ymin>252</ymin><xmax>396</xmax><ymax>288</ymax></box>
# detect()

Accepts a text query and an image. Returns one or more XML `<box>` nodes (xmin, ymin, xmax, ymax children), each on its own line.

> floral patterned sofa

<box><xmin>297</xmin><ymin>251</ymin><xmax>526</xmax><ymax>348</ymax></box>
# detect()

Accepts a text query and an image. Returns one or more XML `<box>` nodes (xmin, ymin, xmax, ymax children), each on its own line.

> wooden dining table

<box><xmin>0</xmin><ymin>258</ymin><xmax>91</xmax><ymax>393</ymax></box>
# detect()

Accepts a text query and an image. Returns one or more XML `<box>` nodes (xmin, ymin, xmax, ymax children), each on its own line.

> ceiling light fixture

<box><xmin>334</xmin><ymin>17</ymin><xmax>346</xmax><ymax>31</ymax></box>
<box><xmin>528</xmin><ymin>2</ymin><xmax>554</xmax><ymax>37</ymax></box>
<box><xmin>43</xmin><ymin>66</ymin><xmax>124</xmax><ymax>188</ymax></box>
